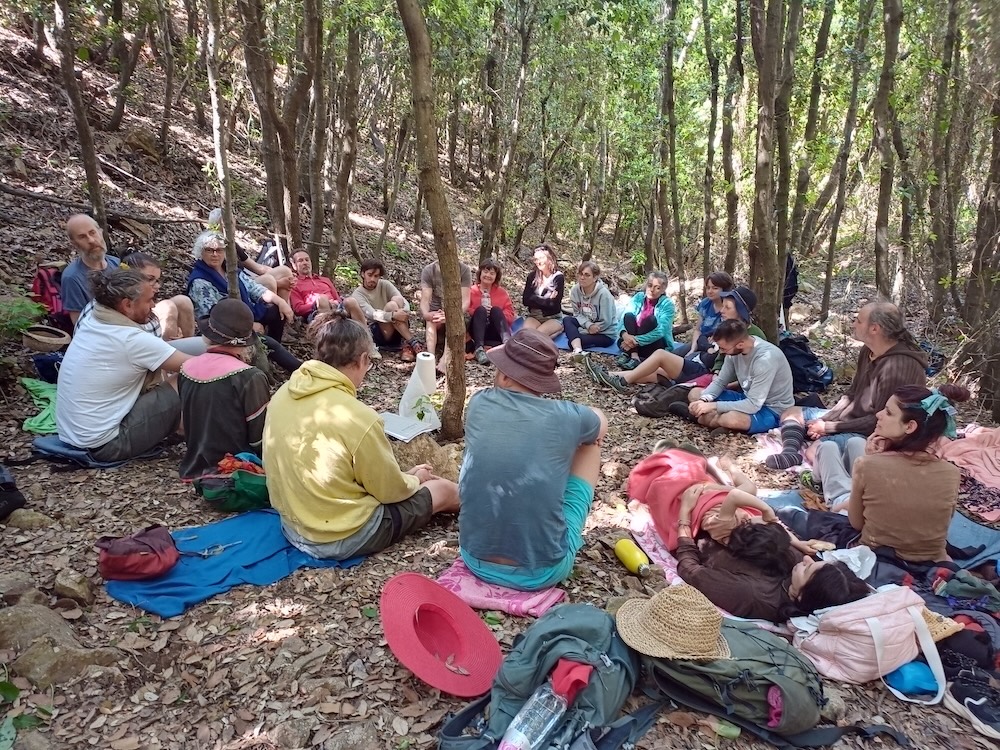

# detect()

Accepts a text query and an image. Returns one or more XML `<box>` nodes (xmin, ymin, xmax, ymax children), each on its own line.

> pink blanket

<box><xmin>435</xmin><ymin>559</ymin><xmax>566</xmax><ymax>617</ymax></box>
<box><xmin>935</xmin><ymin>427</ymin><xmax>1000</xmax><ymax>491</ymax></box>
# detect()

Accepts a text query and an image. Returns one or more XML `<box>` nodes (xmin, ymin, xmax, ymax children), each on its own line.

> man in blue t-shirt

<box><xmin>458</xmin><ymin>329</ymin><xmax>607</xmax><ymax>591</ymax></box>
<box><xmin>62</xmin><ymin>214</ymin><xmax>120</xmax><ymax>325</ymax></box>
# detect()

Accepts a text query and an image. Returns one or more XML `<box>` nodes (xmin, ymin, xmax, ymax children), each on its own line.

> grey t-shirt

<box><xmin>458</xmin><ymin>388</ymin><xmax>601</xmax><ymax>569</ymax></box>
<box><xmin>702</xmin><ymin>336</ymin><xmax>795</xmax><ymax>414</ymax></box>
<box><xmin>420</xmin><ymin>261</ymin><xmax>472</xmax><ymax>311</ymax></box>
<box><xmin>61</xmin><ymin>255</ymin><xmax>120</xmax><ymax>313</ymax></box>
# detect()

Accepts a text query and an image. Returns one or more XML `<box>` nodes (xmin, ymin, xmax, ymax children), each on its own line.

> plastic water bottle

<box><xmin>498</xmin><ymin>682</ymin><xmax>567</xmax><ymax>750</ymax></box>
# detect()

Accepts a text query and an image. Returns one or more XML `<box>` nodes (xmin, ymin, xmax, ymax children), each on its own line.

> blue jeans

<box><xmin>716</xmin><ymin>391</ymin><xmax>781</xmax><ymax>434</ymax></box>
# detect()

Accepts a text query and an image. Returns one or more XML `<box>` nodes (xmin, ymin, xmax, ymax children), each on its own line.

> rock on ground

<box><xmin>391</xmin><ymin>434</ymin><xmax>462</xmax><ymax>482</ymax></box>
<box><xmin>0</xmin><ymin>572</ymin><xmax>46</xmax><ymax>605</ymax></box>
<box><xmin>4</xmin><ymin>508</ymin><xmax>55</xmax><ymax>529</ymax></box>
<box><xmin>52</xmin><ymin>568</ymin><xmax>93</xmax><ymax>605</ymax></box>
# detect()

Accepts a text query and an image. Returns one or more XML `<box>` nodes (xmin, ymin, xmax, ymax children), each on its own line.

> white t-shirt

<box><xmin>55</xmin><ymin>312</ymin><xmax>177</xmax><ymax>448</ymax></box>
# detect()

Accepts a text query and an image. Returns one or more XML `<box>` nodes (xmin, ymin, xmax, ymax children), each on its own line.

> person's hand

<box><xmin>620</xmin><ymin>333</ymin><xmax>636</xmax><ymax>350</ymax></box>
<box><xmin>806</xmin><ymin>420</ymin><xmax>831</xmax><ymax>439</ymax></box>
<box><xmin>278</xmin><ymin>301</ymin><xmax>294</xmax><ymax>323</ymax></box>
<box><xmin>408</xmin><ymin>464</ymin><xmax>434</xmax><ymax>483</ymax></box>
<box><xmin>761</xmin><ymin>507</ymin><xmax>778</xmax><ymax>524</ymax></box>
<box><xmin>252</xmin><ymin>322</ymin><xmax>265</xmax><ymax>334</ymax></box>
<box><xmin>587</xmin><ymin>323</ymin><xmax>600</xmax><ymax>334</ymax></box>
<box><xmin>805</xmin><ymin>539</ymin><xmax>836</xmax><ymax>553</ymax></box>
<box><xmin>393</xmin><ymin>310</ymin><xmax>410</xmax><ymax>323</ymax></box>
<box><xmin>689</xmin><ymin>400</ymin><xmax>716</xmax><ymax>417</ymax></box>
<box><xmin>315</xmin><ymin>295</ymin><xmax>331</xmax><ymax>310</ymax></box>
<box><xmin>431</xmin><ymin>311</ymin><xmax>446</xmax><ymax>324</ymax></box>
<box><xmin>867</xmin><ymin>434</ymin><xmax>892</xmax><ymax>454</ymax></box>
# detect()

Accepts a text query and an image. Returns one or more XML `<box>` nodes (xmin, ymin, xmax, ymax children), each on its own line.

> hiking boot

<box><xmin>475</xmin><ymin>347</ymin><xmax>490</xmax><ymax>366</ymax></box>
<box><xmin>597</xmin><ymin>369</ymin><xmax>631</xmax><ymax>395</ymax></box>
<box><xmin>400</xmin><ymin>341</ymin><xmax>416</xmax><ymax>363</ymax></box>
<box><xmin>369</xmin><ymin>344</ymin><xmax>383</xmax><ymax>361</ymax></box>
<box><xmin>945</xmin><ymin>677</ymin><xmax>1000</xmax><ymax>740</ymax></box>
<box><xmin>570</xmin><ymin>350</ymin><xmax>589</xmax><ymax>366</ymax></box>
<box><xmin>615</xmin><ymin>353</ymin><xmax>640</xmax><ymax>370</ymax></box>
<box><xmin>409</xmin><ymin>339</ymin><xmax>426</xmax><ymax>355</ymax></box>
<box><xmin>0</xmin><ymin>466</ymin><xmax>26</xmax><ymax>522</ymax></box>
<box><xmin>668</xmin><ymin>401</ymin><xmax>697</xmax><ymax>423</ymax></box>
<box><xmin>583</xmin><ymin>354</ymin><xmax>604</xmax><ymax>385</ymax></box>
<box><xmin>799</xmin><ymin>470</ymin><xmax>822</xmax><ymax>495</ymax></box>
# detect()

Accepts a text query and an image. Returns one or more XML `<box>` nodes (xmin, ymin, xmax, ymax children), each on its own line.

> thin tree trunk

<box><xmin>54</xmin><ymin>0</ymin><xmax>108</xmax><ymax>237</ymax></box>
<box><xmin>721</xmin><ymin>0</ymin><xmax>744</xmax><ymax>275</ymax></box>
<box><xmin>788</xmin><ymin>0</ymin><xmax>834</xmax><ymax>259</ymax></box>
<box><xmin>108</xmin><ymin>23</ymin><xmax>145</xmax><ymax>132</ymax></box>
<box><xmin>872</xmin><ymin>0</ymin><xmax>901</xmax><ymax>298</ymax></box>
<box><xmin>701</xmin><ymin>0</ymin><xmax>719</xmax><ymax>278</ymax></box>
<box><xmin>328</xmin><ymin>27</ymin><xmax>361</xmax><ymax>272</ymax></box>
<box><xmin>374</xmin><ymin>119</ymin><xmax>412</xmax><ymax>257</ymax></box>
<box><xmin>820</xmin><ymin>0</ymin><xmax>874</xmax><ymax>319</ymax></box>
<box><xmin>157</xmin><ymin>0</ymin><xmax>175</xmax><ymax>153</ymax></box>
<box><xmin>182</xmin><ymin>0</ymin><xmax>206</xmax><ymax>129</ymax></box>
<box><xmin>774</xmin><ymin>0</ymin><xmax>803</xmax><ymax>301</ymax></box>
<box><xmin>890</xmin><ymin>119</ymin><xmax>914</xmax><ymax>305</ymax></box>
<box><xmin>204</xmin><ymin>0</ymin><xmax>238</xmax><ymax>294</ymax></box>
<box><xmin>663</xmin><ymin>0</ymin><xmax>687</xmax><ymax>320</ymax></box>
<box><xmin>307</xmin><ymin>13</ymin><xmax>328</xmax><ymax>261</ymax></box>
<box><xmin>396</xmin><ymin>0</ymin><xmax>466</xmax><ymax>440</ymax></box>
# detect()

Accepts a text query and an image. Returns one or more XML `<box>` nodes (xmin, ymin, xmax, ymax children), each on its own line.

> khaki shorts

<box><xmin>353</xmin><ymin>487</ymin><xmax>434</xmax><ymax>556</ymax></box>
<box><xmin>526</xmin><ymin>310</ymin><xmax>563</xmax><ymax>323</ymax></box>
<box><xmin>90</xmin><ymin>381</ymin><xmax>180</xmax><ymax>463</ymax></box>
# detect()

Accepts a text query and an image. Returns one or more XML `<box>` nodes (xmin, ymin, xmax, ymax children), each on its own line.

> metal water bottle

<box><xmin>614</xmin><ymin>539</ymin><xmax>652</xmax><ymax>578</ymax></box>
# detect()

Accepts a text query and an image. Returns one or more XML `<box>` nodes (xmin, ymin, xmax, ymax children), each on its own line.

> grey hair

<box><xmin>193</xmin><ymin>229</ymin><xmax>225</xmax><ymax>260</ymax></box>
<box><xmin>89</xmin><ymin>268</ymin><xmax>147</xmax><ymax>309</ymax></box>
<box><xmin>308</xmin><ymin>310</ymin><xmax>373</xmax><ymax>368</ymax></box>
<box><xmin>867</xmin><ymin>302</ymin><xmax>920</xmax><ymax>348</ymax></box>
<box><xmin>647</xmin><ymin>271</ymin><xmax>668</xmax><ymax>286</ymax></box>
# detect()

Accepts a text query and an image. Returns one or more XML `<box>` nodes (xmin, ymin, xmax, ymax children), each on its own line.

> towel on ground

<box><xmin>106</xmin><ymin>509</ymin><xmax>363</xmax><ymax>617</ymax></box>
<box><xmin>20</xmin><ymin>377</ymin><xmax>57</xmax><ymax>435</ymax></box>
<box><xmin>435</xmin><ymin>558</ymin><xmax>565</xmax><ymax>617</ymax></box>
<box><xmin>936</xmin><ymin>427</ymin><xmax>1000</xmax><ymax>491</ymax></box>
<box><xmin>511</xmin><ymin>317</ymin><xmax>621</xmax><ymax>354</ymax></box>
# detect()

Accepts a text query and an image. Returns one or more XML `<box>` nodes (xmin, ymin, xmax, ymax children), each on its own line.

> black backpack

<box><xmin>631</xmin><ymin>383</ymin><xmax>691</xmax><ymax>418</ymax></box>
<box><xmin>784</xmin><ymin>253</ymin><xmax>799</xmax><ymax>310</ymax></box>
<box><xmin>779</xmin><ymin>334</ymin><xmax>833</xmax><ymax>393</ymax></box>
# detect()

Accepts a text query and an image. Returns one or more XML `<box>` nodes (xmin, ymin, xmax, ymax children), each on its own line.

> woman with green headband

<box><xmin>782</xmin><ymin>383</ymin><xmax>969</xmax><ymax>562</ymax></box>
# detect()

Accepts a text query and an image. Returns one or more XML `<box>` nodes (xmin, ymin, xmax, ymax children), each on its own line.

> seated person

<box><xmin>420</xmin><ymin>259</ymin><xmax>472</xmax><ymax>373</ymax></box>
<box><xmin>178</xmin><ymin>299</ymin><xmax>270</xmax><ymax>479</ymax></box>
<box><xmin>351</xmin><ymin>258</ymin><xmax>423</xmax><ymax>363</ymax></box>
<box><xmin>263</xmin><ymin>311</ymin><xmax>459</xmax><ymax>560</ymax></box>
<box><xmin>467</xmin><ymin>258</ymin><xmax>514</xmax><ymax>364</ymax></box>
<box><xmin>520</xmin><ymin>244</ymin><xmax>565</xmax><ymax>338</ymax></box>
<box><xmin>616</xmin><ymin>271</ymin><xmax>675</xmax><ymax>369</ymax></box>
<box><xmin>673</xmin><ymin>319</ymin><xmax>794</xmax><ymax>435</ymax></box>
<box><xmin>288</xmin><ymin>249</ymin><xmax>381</xmax><ymax>360</ymax></box>
<box><xmin>765</xmin><ymin>301</ymin><xmax>928</xmax><ymax>470</ymax></box>
<box><xmin>206</xmin><ymin>209</ymin><xmax>293</xmax><ymax>302</ymax></box>
<box><xmin>55</xmin><ymin>268</ymin><xmax>190</xmax><ymax>461</ymax></box>
<box><xmin>781</xmin><ymin>384</ymin><xmax>967</xmax><ymax>563</ymax></box>
<box><xmin>676</xmin><ymin>522</ymin><xmax>869</xmax><ymax>622</ymax></box>
<box><xmin>563</xmin><ymin>261</ymin><xmax>618</xmax><ymax>363</ymax></box>
<box><xmin>588</xmin><ymin>285</ymin><xmax>761</xmax><ymax>394</ymax></box>
<box><xmin>675</xmin><ymin>270</ymin><xmax>733</xmax><ymax>357</ymax></box>
<box><xmin>186</xmin><ymin>230</ymin><xmax>301</xmax><ymax>373</ymax></box>
<box><xmin>458</xmin><ymin>329</ymin><xmax>607</xmax><ymax>591</ymax></box>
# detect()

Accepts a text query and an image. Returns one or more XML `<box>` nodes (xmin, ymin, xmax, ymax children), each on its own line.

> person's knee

<box><xmin>718</xmin><ymin>412</ymin><xmax>751</xmax><ymax>432</ymax></box>
<box><xmin>426</xmin><ymin>479</ymin><xmax>460</xmax><ymax>513</ymax></box>
<box><xmin>256</xmin><ymin>274</ymin><xmax>278</xmax><ymax>293</ymax></box>
<box><xmin>385</xmin><ymin>300</ymin><xmax>401</xmax><ymax>312</ymax></box>
<box><xmin>270</xmin><ymin>266</ymin><xmax>294</xmax><ymax>288</ymax></box>
<box><xmin>687</xmin><ymin>387</ymin><xmax>704</xmax><ymax>403</ymax></box>
<box><xmin>780</xmin><ymin>406</ymin><xmax>805</xmax><ymax>423</ymax></box>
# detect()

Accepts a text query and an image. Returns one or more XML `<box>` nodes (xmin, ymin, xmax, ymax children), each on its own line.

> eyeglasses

<box><xmin>144</xmin><ymin>274</ymin><xmax>161</xmax><ymax>285</ymax></box>
<box><xmin>203</xmin><ymin>247</ymin><xmax>225</xmax><ymax>255</ymax></box>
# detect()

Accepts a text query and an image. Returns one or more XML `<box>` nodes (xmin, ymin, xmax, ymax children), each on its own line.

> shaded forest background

<box><xmin>1</xmin><ymin>0</ymin><xmax>999</xmax><ymax>421</ymax></box>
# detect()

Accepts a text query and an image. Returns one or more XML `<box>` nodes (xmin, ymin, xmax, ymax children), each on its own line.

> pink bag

<box><xmin>793</xmin><ymin>587</ymin><xmax>930</xmax><ymax>686</ymax></box>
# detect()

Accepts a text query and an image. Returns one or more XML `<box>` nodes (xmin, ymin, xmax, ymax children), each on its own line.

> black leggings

<box><xmin>621</xmin><ymin>313</ymin><xmax>667</xmax><ymax>358</ymax></box>
<box><xmin>259</xmin><ymin>335</ymin><xmax>301</xmax><ymax>373</ymax></box>
<box><xmin>258</xmin><ymin>304</ymin><xmax>285</xmax><ymax>342</ymax></box>
<box><xmin>468</xmin><ymin>306</ymin><xmax>510</xmax><ymax>348</ymax></box>
<box><xmin>562</xmin><ymin>316</ymin><xmax>613</xmax><ymax>350</ymax></box>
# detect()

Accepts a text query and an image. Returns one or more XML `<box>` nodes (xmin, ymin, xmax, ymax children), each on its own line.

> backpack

<box><xmin>438</xmin><ymin>603</ymin><xmax>657</xmax><ymax>750</ymax></box>
<box><xmin>95</xmin><ymin>525</ymin><xmax>180</xmax><ymax>581</ymax></box>
<box><xmin>30</xmin><ymin>265</ymin><xmax>72</xmax><ymax>334</ymax></box>
<box><xmin>645</xmin><ymin>620</ymin><xmax>912</xmax><ymax>749</ymax></box>
<box><xmin>779</xmin><ymin>334</ymin><xmax>833</xmax><ymax>393</ymax></box>
<box><xmin>784</xmin><ymin>253</ymin><xmax>799</xmax><ymax>310</ymax></box>
<box><xmin>632</xmin><ymin>383</ymin><xmax>690</xmax><ymax>418</ymax></box>
<box><xmin>257</xmin><ymin>239</ymin><xmax>287</xmax><ymax>269</ymax></box>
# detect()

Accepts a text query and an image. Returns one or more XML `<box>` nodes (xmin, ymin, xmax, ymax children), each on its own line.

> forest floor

<box><xmin>0</xmin><ymin>22</ymin><xmax>996</xmax><ymax>750</ymax></box>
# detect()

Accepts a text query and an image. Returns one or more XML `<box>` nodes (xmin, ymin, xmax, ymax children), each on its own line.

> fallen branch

<box><xmin>0</xmin><ymin>181</ymin><xmax>201</xmax><ymax>225</ymax></box>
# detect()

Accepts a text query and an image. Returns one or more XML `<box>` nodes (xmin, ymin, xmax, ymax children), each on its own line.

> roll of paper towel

<box><xmin>399</xmin><ymin>351</ymin><xmax>440</xmax><ymax>429</ymax></box>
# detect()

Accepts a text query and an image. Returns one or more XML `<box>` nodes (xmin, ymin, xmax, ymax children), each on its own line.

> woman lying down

<box><xmin>629</xmin><ymin>448</ymin><xmax>869</xmax><ymax>623</ymax></box>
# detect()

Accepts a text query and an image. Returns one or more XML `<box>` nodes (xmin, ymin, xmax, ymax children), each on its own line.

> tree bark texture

<box><xmin>54</xmin><ymin>0</ymin><xmax>108</xmax><ymax>238</ymax></box>
<box><xmin>307</xmin><ymin>14</ymin><xmax>328</xmax><ymax>263</ymax></box>
<box><xmin>327</xmin><ymin>26</ymin><xmax>361</xmax><ymax>273</ymax></box>
<box><xmin>701</xmin><ymin>0</ymin><xmax>719</xmax><ymax>278</ymax></box>
<box><xmin>157</xmin><ymin>0</ymin><xmax>175</xmax><ymax>153</ymax></box>
<box><xmin>872</xmin><ymin>0</ymin><xmax>901</xmax><ymax>298</ymax></box>
<box><xmin>721</xmin><ymin>0</ymin><xmax>745</xmax><ymax>274</ymax></box>
<box><xmin>774</xmin><ymin>0</ymin><xmax>803</xmax><ymax>300</ymax></box>
<box><xmin>396</xmin><ymin>0</ymin><xmax>466</xmax><ymax>440</ymax></box>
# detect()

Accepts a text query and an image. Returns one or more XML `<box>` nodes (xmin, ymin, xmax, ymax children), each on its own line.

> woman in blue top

<box><xmin>678</xmin><ymin>271</ymin><xmax>733</xmax><ymax>357</ymax></box>
<box><xmin>616</xmin><ymin>271</ymin><xmax>675</xmax><ymax>369</ymax></box>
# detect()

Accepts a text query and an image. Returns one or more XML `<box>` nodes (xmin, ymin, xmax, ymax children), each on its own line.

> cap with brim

<box><xmin>615</xmin><ymin>584</ymin><xmax>731</xmax><ymax>661</ymax></box>
<box><xmin>197</xmin><ymin>298</ymin><xmax>255</xmax><ymax>347</ymax></box>
<box><xmin>486</xmin><ymin>329</ymin><xmax>562</xmax><ymax>394</ymax></box>
<box><xmin>381</xmin><ymin>572</ymin><xmax>502</xmax><ymax>697</ymax></box>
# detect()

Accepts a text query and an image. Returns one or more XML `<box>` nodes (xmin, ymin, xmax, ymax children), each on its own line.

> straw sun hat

<box><xmin>615</xmin><ymin>584</ymin><xmax>731</xmax><ymax>661</ymax></box>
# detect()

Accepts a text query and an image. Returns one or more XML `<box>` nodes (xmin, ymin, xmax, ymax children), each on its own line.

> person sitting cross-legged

<box><xmin>564</xmin><ymin>260</ymin><xmax>618</xmax><ymax>364</ymax></box>
<box><xmin>178</xmin><ymin>299</ymin><xmax>270</xmax><ymax>479</ymax></box>
<box><xmin>55</xmin><ymin>268</ymin><xmax>191</xmax><ymax>462</ymax></box>
<box><xmin>458</xmin><ymin>329</ymin><xmax>607</xmax><ymax>591</ymax></box>
<box><xmin>671</xmin><ymin>319</ymin><xmax>794</xmax><ymax>436</ymax></box>
<box><xmin>521</xmin><ymin>244</ymin><xmax>565</xmax><ymax>338</ymax></box>
<box><xmin>263</xmin><ymin>311</ymin><xmax>459</xmax><ymax>560</ymax></box>
<box><xmin>350</xmin><ymin>258</ymin><xmax>424</xmax><ymax>363</ymax></box>
<box><xmin>615</xmin><ymin>271</ymin><xmax>676</xmax><ymax>370</ymax></box>
<box><xmin>466</xmin><ymin>258</ymin><xmax>515</xmax><ymax>365</ymax></box>
<box><xmin>764</xmin><ymin>301</ymin><xmax>928</xmax><ymax>470</ymax></box>
<box><xmin>289</xmin><ymin>249</ymin><xmax>381</xmax><ymax>361</ymax></box>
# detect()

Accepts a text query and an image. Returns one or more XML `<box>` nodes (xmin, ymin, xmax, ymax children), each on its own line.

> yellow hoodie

<box><xmin>262</xmin><ymin>359</ymin><xmax>420</xmax><ymax>543</ymax></box>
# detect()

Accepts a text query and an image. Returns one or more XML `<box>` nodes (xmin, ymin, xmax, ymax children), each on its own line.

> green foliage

<box><xmin>383</xmin><ymin>241</ymin><xmax>411</xmax><ymax>263</ymax></box>
<box><xmin>0</xmin><ymin>297</ymin><xmax>45</xmax><ymax>339</ymax></box>
<box><xmin>334</xmin><ymin>264</ymin><xmax>360</xmax><ymax>288</ymax></box>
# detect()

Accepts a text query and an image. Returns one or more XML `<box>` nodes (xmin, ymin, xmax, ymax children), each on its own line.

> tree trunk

<box><xmin>747</xmin><ymin>0</ymin><xmax>785</xmax><ymax>341</ymax></box>
<box><xmin>327</xmin><ymin>26</ymin><xmax>361</xmax><ymax>272</ymax></box>
<box><xmin>890</xmin><ymin>119</ymin><xmax>914</xmax><ymax>305</ymax></box>
<box><xmin>203</xmin><ymin>0</ymin><xmax>238</xmax><ymax>295</ymax></box>
<box><xmin>774</xmin><ymin>0</ymin><xmax>803</xmax><ymax>301</ymax></box>
<box><xmin>375</xmin><ymin>119</ymin><xmax>413</xmax><ymax>257</ymax></box>
<box><xmin>156</xmin><ymin>0</ymin><xmax>175</xmax><ymax>153</ymax></box>
<box><xmin>701</xmin><ymin>0</ymin><xmax>719</xmax><ymax>278</ymax></box>
<box><xmin>307</xmin><ymin>18</ymin><xmax>329</xmax><ymax>263</ymax></box>
<box><xmin>926</xmin><ymin>0</ymin><xmax>959</xmax><ymax>321</ymax></box>
<box><xmin>872</xmin><ymin>0</ymin><xmax>901</xmax><ymax>298</ymax></box>
<box><xmin>54</xmin><ymin>0</ymin><xmax>108</xmax><ymax>237</ymax></box>
<box><xmin>396</xmin><ymin>0</ymin><xmax>466</xmax><ymax>440</ymax></box>
<box><xmin>721</xmin><ymin>0</ymin><xmax>744</xmax><ymax>275</ymax></box>
<box><xmin>182</xmin><ymin>0</ymin><xmax>206</xmax><ymax>129</ymax></box>
<box><xmin>663</xmin><ymin>0</ymin><xmax>687</xmax><ymax>319</ymax></box>
<box><xmin>788</xmin><ymin>0</ymin><xmax>834</xmax><ymax>260</ymax></box>
<box><xmin>819</xmin><ymin>0</ymin><xmax>874</xmax><ymax>319</ymax></box>
<box><xmin>479</xmin><ymin>4</ymin><xmax>503</xmax><ymax>244</ymax></box>
<box><xmin>107</xmin><ymin>17</ymin><xmax>145</xmax><ymax>132</ymax></box>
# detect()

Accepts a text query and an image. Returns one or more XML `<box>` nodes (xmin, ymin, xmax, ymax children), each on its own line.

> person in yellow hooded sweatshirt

<box><xmin>263</xmin><ymin>310</ymin><xmax>459</xmax><ymax>560</ymax></box>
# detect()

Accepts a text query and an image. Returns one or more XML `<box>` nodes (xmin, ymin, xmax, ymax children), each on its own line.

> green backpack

<box><xmin>644</xmin><ymin>620</ymin><xmax>911</xmax><ymax>749</ymax></box>
<box><xmin>438</xmin><ymin>603</ymin><xmax>659</xmax><ymax>750</ymax></box>
<box><xmin>193</xmin><ymin>469</ymin><xmax>270</xmax><ymax>513</ymax></box>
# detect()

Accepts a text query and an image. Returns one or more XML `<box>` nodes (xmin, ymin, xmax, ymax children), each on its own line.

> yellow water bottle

<box><xmin>614</xmin><ymin>539</ymin><xmax>651</xmax><ymax>578</ymax></box>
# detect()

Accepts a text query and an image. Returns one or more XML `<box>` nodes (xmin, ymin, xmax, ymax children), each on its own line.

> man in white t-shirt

<box><xmin>56</xmin><ymin>268</ymin><xmax>192</xmax><ymax>462</ymax></box>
